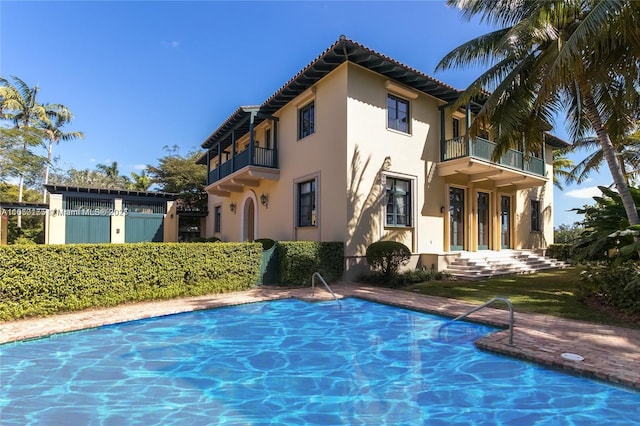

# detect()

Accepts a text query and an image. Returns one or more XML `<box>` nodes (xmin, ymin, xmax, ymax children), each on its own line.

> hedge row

<box><xmin>277</xmin><ymin>241</ymin><xmax>344</xmax><ymax>285</ymax></box>
<box><xmin>0</xmin><ymin>242</ymin><xmax>262</xmax><ymax>321</ymax></box>
<box><xmin>546</xmin><ymin>244</ymin><xmax>576</xmax><ymax>262</ymax></box>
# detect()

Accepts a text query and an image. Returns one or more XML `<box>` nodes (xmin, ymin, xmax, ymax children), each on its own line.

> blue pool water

<box><xmin>1</xmin><ymin>298</ymin><xmax>638</xmax><ymax>425</ymax></box>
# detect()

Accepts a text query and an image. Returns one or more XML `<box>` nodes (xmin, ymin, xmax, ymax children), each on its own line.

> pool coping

<box><xmin>2</xmin><ymin>283</ymin><xmax>639</xmax><ymax>391</ymax></box>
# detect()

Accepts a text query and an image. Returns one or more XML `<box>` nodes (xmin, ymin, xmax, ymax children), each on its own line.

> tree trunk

<box><xmin>43</xmin><ymin>140</ymin><xmax>53</xmax><ymax>203</ymax></box>
<box><xmin>583</xmin><ymin>93</ymin><xmax>640</xmax><ymax>226</ymax></box>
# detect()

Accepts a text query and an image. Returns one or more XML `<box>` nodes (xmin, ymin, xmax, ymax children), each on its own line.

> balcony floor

<box><xmin>205</xmin><ymin>166</ymin><xmax>280</xmax><ymax>197</ymax></box>
<box><xmin>438</xmin><ymin>157</ymin><xmax>547</xmax><ymax>189</ymax></box>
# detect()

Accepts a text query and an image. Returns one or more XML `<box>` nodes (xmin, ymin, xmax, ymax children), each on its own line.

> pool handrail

<box><xmin>311</xmin><ymin>272</ymin><xmax>338</xmax><ymax>300</ymax></box>
<box><xmin>446</xmin><ymin>297</ymin><xmax>514</xmax><ymax>345</ymax></box>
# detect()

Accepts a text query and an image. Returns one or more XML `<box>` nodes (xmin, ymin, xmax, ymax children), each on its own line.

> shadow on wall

<box><xmin>519</xmin><ymin>185</ymin><xmax>550</xmax><ymax>249</ymax></box>
<box><xmin>345</xmin><ymin>145</ymin><xmax>408</xmax><ymax>259</ymax></box>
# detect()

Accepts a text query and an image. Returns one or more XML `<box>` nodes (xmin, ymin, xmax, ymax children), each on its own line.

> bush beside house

<box><xmin>277</xmin><ymin>241</ymin><xmax>344</xmax><ymax>286</ymax></box>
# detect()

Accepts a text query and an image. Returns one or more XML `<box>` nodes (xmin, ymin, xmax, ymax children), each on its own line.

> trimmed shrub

<box><xmin>546</xmin><ymin>244</ymin><xmax>575</xmax><ymax>262</ymax></box>
<box><xmin>359</xmin><ymin>267</ymin><xmax>451</xmax><ymax>288</ymax></box>
<box><xmin>0</xmin><ymin>242</ymin><xmax>262</xmax><ymax>321</ymax></box>
<box><xmin>277</xmin><ymin>241</ymin><xmax>343</xmax><ymax>285</ymax></box>
<box><xmin>366</xmin><ymin>241</ymin><xmax>411</xmax><ymax>279</ymax></box>
<box><xmin>186</xmin><ymin>237</ymin><xmax>221</xmax><ymax>243</ymax></box>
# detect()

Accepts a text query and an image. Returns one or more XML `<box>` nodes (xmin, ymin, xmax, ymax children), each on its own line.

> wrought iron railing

<box><xmin>441</xmin><ymin>137</ymin><xmax>544</xmax><ymax>176</ymax></box>
<box><xmin>208</xmin><ymin>147</ymin><xmax>278</xmax><ymax>184</ymax></box>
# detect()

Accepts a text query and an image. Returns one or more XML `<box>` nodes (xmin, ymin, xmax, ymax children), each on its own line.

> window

<box><xmin>297</xmin><ymin>179</ymin><xmax>316</xmax><ymax>227</ymax></box>
<box><xmin>386</xmin><ymin>177</ymin><xmax>411</xmax><ymax>226</ymax></box>
<box><xmin>452</xmin><ymin>118</ymin><xmax>460</xmax><ymax>138</ymax></box>
<box><xmin>298</xmin><ymin>102</ymin><xmax>315</xmax><ymax>139</ymax></box>
<box><xmin>530</xmin><ymin>199</ymin><xmax>541</xmax><ymax>232</ymax></box>
<box><xmin>265</xmin><ymin>128</ymin><xmax>271</xmax><ymax>149</ymax></box>
<box><xmin>387</xmin><ymin>94</ymin><xmax>410</xmax><ymax>133</ymax></box>
<box><xmin>214</xmin><ymin>205</ymin><xmax>221</xmax><ymax>233</ymax></box>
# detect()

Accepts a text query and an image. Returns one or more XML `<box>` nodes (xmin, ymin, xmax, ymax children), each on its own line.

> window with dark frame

<box><xmin>214</xmin><ymin>205</ymin><xmax>221</xmax><ymax>233</ymax></box>
<box><xmin>530</xmin><ymin>199</ymin><xmax>541</xmax><ymax>232</ymax></box>
<box><xmin>297</xmin><ymin>179</ymin><xmax>316</xmax><ymax>227</ymax></box>
<box><xmin>265</xmin><ymin>128</ymin><xmax>271</xmax><ymax>149</ymax></box>
<box><xmin>387</xmin><ymin>94</ymin><xmax>410</xmax><ymax>133</ymax></box>
<box><xmin>385</xmin><ymin>177</ymin><xmax>411</xmax><ymax>226</ymax></box>
<box><xmin>452</xmin><ymin>118</ymin><xmax>460</xmax><ymax>139</ymax></box>
<box><xmin>298</xmin><ymin>102</ymin><xmax>315</xmax><ymax>139</ymax></box>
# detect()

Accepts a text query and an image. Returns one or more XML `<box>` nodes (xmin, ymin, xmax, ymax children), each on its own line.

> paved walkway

<box><xmin>1</xmin><ymin>283</ymin><xmax>639</xmax><ymax>390</ymax></box>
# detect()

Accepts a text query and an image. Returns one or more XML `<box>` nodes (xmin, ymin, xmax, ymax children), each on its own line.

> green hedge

<box><xmin>277</xmin><ymin>241</ymin><xmax>344</xmax><ymax>285</ymax></box>
<box><xmin>547</xmin><ymin>244</ymin><xmax>576</xmax><ymax>261</ymax></box>
<box><xmin>0</xmin><ymin>242</ymin><xmax>262</xmax><ymax>321</ymax></box>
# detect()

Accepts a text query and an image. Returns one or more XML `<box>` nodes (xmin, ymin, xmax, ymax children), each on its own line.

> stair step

<box><xmin>444</xmin><ymin>250</ymin><xmax>565</xmax><ymax>279</ymax></box>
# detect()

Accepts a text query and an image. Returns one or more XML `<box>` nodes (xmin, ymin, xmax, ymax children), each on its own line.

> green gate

<box><xmin>64</xmin><ymin>196</ymin><xmax>112</xmax><ymax>244</ymax></box>
<box><xmin>123</xmin><ymin>200</ymin><xmax>166</xmax><ymax>243</ymax></box>
<box><xmin>258</xmin><ymin>240</ymin><xmax>279</xmax><ymax>285</ymax></box>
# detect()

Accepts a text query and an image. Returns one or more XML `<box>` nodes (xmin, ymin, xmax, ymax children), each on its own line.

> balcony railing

<box><xmin>441</xmin><ymin>137</ymin><xmax>544</xmax><ymax>176</ymax></box>
<box><xmin>208</xmin><ymin>147</ymin><xmax>278</xmax><ymax>184</ymax></box>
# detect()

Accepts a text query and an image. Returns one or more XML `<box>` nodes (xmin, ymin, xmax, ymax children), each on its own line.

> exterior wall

<box><xmin>204</xmin><ymin>60</ymin><xmax>557</xmax><ymax>277</ymax></box>
<box><xmin>514</xmin><ymin>148</ymin><xmax>554</xmax><ymax>249</ymax></box>
<box><xmin>46</xmin><ymin>194</ymin><xmax>65</xmax><ymax>244</ymax></box>
<box><xmin>45</xmin><ymin>193</ymin><xmax>176</xmax><ymax>245</ymax></box>
<box><xmin>344</xmin><ymin>63</ymin><xmax>446</xmax><ymax>275</ymax></box>
<box><xmin>163</xmin><ymin>200</ymin><xmax>178</xmax><ymax>242</ymax></box>
<box><xmin>111</xmin><ymin>199</ymin><xmax>125</xmax><ymax>243</ymax></box>
<box><xmin>207</xmin><ymin>63</ymin><xmax>349</xmax><ymax>244</ymax></box>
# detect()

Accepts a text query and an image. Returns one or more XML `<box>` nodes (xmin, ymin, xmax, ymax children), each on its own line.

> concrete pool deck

<box><xmin>1</xmin><ymin>283</ymin><xmax>639</xmax><ymax>391</ymax></box>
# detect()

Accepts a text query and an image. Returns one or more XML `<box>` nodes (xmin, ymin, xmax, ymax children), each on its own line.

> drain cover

<box><xmin>561</xmin><ymin>352</ymin><xmax>584</xmax><ymax>361</ymax></box>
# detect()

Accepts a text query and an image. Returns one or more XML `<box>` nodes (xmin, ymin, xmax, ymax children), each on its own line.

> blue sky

<box><xmin>1</xmin><ymin>1</ymin><xmax>609</xmax><ymax>226</ymax></box>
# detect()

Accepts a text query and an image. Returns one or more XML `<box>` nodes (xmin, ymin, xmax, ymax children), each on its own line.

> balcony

<box><xmin>206</xmin><ymin>147</ymin><xmax>279</xmax><ymax>197</ymax></box>
<box><xmin>438</xmin><ymin>137</ymin><xmax>547</xmax><ymax>188</ymax></box>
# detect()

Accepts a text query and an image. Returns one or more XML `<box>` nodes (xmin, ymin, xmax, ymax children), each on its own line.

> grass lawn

<box><xmin>406</xmin><ymin>266</ymin><xmax>640</xmax><ymax>329</ymax></box>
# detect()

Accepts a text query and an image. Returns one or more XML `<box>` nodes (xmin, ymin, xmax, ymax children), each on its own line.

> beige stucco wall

<box><xmin>514</xmin><ymin>148</ymin><xmax>554</xmax><ymax>249</ymax></box>
<box><xmin>345</xmin><ymin>63</ymin><xmax>446</xmax><ymax>262</ymax></box>
<box><xmin>111</xmin><ymin>199</ymin><xmax>125</xmax><ymax>243</ymax></box>
<box><xmin>207</xmin><ymin>63</ymin><xmax>349</xmax><ymax>244</ymax></box>
<box><xmin>204</xmin><ymin>60</ymin><xmax>557</xmax><ymax>277</ymax></box>
<box><xmin>163</xmin><ymin>200</ymin><xmax>178</xmax><ymax>242</ymax></box>
<box><xmin>46</xmin><ymin>193</ymin><xmax>65</xmax><ymax>244</ymax></box>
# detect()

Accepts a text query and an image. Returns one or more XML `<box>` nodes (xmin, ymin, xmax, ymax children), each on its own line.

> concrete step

<box><xmin>445</xmin><ymin>249</ymin><xmax>566</xmax><ymax>280</ymax></box>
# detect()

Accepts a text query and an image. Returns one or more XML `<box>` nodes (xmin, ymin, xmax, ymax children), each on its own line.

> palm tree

<box><xmin>129</xmin><ymin>170</ymin><xmax>152</xmax><ymax>191</ymax></box>
<box><xmin>96</xmin><ymin>161</ymin><xmax>130</xmax><ymax>189</ymax></box>
<box><xmin>0</xmin><ymin>76</ymin><xmax>64</xmax><ymax>226</ymax></box>
<box><xmin>564</xmin><ymin>128</ymin><xmax>640</xmax><ymax>186</ymax></box>
<box><xmin>552</xmin><ymin>150</ymin><xmax>573</xmax><ymax>190</ymax></box>
<box><xmin>41</xmin><ymin>112</ymin><xmax>84</xmax><ymax>202</ymax></box>
<box><xmin>436</xmin><ymin>0</ymin><xmax>640</xmax><ymax>227</ymax></box>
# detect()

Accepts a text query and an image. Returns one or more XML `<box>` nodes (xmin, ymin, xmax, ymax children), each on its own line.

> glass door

<box><xmin>477</xmin><ymin>192</ymin><xmax>490</xmax><ymax>250</ymax></box>
<box><xmin>500</xmin><ymin>195</ymin><xmax>511</xmax><ymax>249</ymax></box>
<box><xmin>449</xmin><ymin>187</ymin><xmax>465</xmax><ymax>251</ymax></box>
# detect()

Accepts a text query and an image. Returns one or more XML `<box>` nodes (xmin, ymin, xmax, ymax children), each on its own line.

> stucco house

<box><xmin>198</xmin><ymin>36</ymin><xmax>567</xmax><ymax>279</ymax></box>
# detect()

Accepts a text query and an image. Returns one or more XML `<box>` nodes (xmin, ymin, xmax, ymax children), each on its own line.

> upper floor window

<box><xmin>298</xmin><ymin>101</ymin><xmax>315</xmax><ymax>139</ymax></box>
<box><xmin>387</xmin><ymin>94</ymin><xmax>410</xmax><ymax>134</ymax></box>
<box><xmin>265</xmin><ymin>128</ymin><xmax>272</xmax><ymax>149</ymax></box>
<box><xmin>452</xmin><ymin>118</ymin><xmax>460</xmax><ymax>139</ymax></box>
<box><xmin>385</xmin><ymin>177</ymin><xmax>411</xmax><ymax>226</ymax></box>
<box><xmin>298</xmin><ymin>179</ymin><xmax>316</xmax><ymax>227</ymax></box>
<box><xmin>530</xmin><ymin>199</ymin><xmax>541</xmax><ymax>232</ymax></box>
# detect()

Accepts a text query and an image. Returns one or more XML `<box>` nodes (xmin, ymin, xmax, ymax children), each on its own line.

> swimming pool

<box><xmin>1</xmin><ymin>298</ymin><xmax>638</xmax><ymax>425</ymax></box>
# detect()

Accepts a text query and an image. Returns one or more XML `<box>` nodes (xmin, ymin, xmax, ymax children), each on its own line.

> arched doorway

<box><xmin>241</xmin><ymin>193</ymin><xmax>257</xmax><ymax>241</ymax></box>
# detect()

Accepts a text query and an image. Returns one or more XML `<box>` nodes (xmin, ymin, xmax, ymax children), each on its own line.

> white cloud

<box><xmin>132</xmin><ymin>164</ymin><xmax>146</xmax><ymax>171</ymax></box>
<box><xmin>565</xmin><ymin>186</ymin><xmax>603</xmax><ymax>199</ymax></box>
